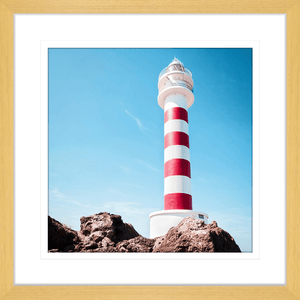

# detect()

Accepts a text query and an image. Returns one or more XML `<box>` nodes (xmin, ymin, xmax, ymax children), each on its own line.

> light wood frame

<box><xmin>1</xmin><ymin>1</ymin><xmax>299</xmax><ymax>299</ymax></box>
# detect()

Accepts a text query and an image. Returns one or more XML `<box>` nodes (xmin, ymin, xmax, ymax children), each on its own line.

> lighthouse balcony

<box><xmin>159</xmin><ymin>66</ymin><xmax>192</xmax><ymax>80</ymax></box>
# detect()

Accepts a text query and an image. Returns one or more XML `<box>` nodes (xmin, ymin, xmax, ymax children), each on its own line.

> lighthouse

<box><xmin>149</xmin><ymin>58</ymin><xmax>208</xmax><ymax>238</ymax></box>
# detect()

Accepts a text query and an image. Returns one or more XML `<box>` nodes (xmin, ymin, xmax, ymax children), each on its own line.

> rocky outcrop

<box><xmin>48</xmin><ymin>216</ymin><xmax>81</xmax><ymax>252</ymax></box>
<box><xmin>78</xmin><ymin>212</ymin><xmax>140</xmax><ymax>252</ymax></box>
<box><xmin>152</xmin><ymin>218</ymin><xmax>241</xmax><ymax>252</ymax></box>
<box><xmin>80</xmin><ymin>212</ymin><xmax>139</xmax><ymax>242</ymax></box>
<box><xmin>48</xmin><ymin>212</ymin><xmax>241</xmax><ymax>253</ymax></box>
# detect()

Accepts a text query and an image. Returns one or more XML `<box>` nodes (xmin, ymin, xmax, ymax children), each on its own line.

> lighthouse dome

<box><xmin>169</xmin><ymin>57</ymin><xmax>184</xmax><ymax>66</ymax></box>
<box><xmin>166</xmin><ymin>58</ymin><xmax>185</xmax><ymax>72</ymax></box>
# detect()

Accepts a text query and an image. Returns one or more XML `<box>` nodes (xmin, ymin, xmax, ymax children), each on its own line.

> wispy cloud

<box><xmin>103</xmin><ymin>201</ymin><xmax>153</xmax><ymax>217</ymax></box>
<box><xmin>117</xmin><ymin>164</ymin><xmax>133</xmax><ymax>174</ymax></box>
<box><xmin>50</xmin><ymin>189</ymin><xmax>102</xmax><ymax>210</ymax></box>
<box><xmin>124</xmin><ymin>109</ymin><xmax>151</xmax><ymax>132</ymax></box>
<box><xmin>64</xmin><ymin>199</ymin><xmax>102</xmax><ymax>210</ymax></box>
<box><xmin>51</xmin><ymin>188</ymin><xmax>64</xmax><ymax>198</ymax></box>
<box><xmin>136</xmin><ymin>159</ymin><xmax>159</xmax><ymax>172</ymax></box>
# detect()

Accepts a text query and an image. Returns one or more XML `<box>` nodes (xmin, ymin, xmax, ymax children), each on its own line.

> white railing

<box><xmin>159</xmin><ymin>66</ymin><xmax>192</xmax><ymax>80</ymax></box>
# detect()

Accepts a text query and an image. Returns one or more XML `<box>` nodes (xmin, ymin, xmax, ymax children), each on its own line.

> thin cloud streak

<box><xmin>117</xmin><ymin>164</ymin><xmax>133</xmax><ymax>174</ymax></box>
<box><xmin>50</xmin><ymin>189</ymin><xmax>102</xmax><ymax>210</ymax></box>
<box><xmin>51</xmin><ymin>188</ymin><xmax>64</xmax><ymax>198</ymax></box>
<box><xmin>124</xmin><ymin>109</ymin><xmax>151</xmax><ymax>132</ymax></box>
<box><xmin>65</xmin><ymin>199</ymin><xmax>102</xmax><ymax>210</ymax></box>
<box><xmin>103</xmin><ymin>201</ymin><xmax>156</xmax><ymax>217</ymax></box>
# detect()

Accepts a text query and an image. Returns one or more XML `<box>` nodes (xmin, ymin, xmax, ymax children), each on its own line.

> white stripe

<box><xmin>164</xmin><ymin>145</ymin><xmax>190</xmax><ymax>163</ymax></box>
<box><xmin>164</xmin><ymin>176</ymin><xmax>191</xmax><ymax>195</ymax></box>
<box><xmin>164</xmin><ymin>119</ymin><xmax>189</xmax><ymax>136</ymax></box>
<box><xmin>164</xmin><ymin>94</ymin><xmax>188</xmax><ymax>111</ymax></box>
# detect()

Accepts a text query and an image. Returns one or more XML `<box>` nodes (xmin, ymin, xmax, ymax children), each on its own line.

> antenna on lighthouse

<box><xmin>149</xmin><ymin>58</ymin><xmax>208</xmax><ymax>239</ymax></box>
<box><xmin>172</xmin><ymin>57</ymin><xmax>183</xmax><ymax>65</ymax></box>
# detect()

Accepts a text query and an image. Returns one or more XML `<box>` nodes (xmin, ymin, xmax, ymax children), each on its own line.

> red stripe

<box><xmin>164</xmin><ymin>159</ymin><xmax>191</xmax><ymax>178</ymax></box>
<box><xmin>164</xmin><ymin>193</ymin><xmax>192</xmax><ymax>210</ymax></box>
<box><xmin>164</xmin><ymin>131</ymin><xmax>189</xmax><ymax>149</ymax></box>
<box><xmin>164</xmin><ymin>107</ymin><xmax>188</xmax><ymax>124</ymax></box>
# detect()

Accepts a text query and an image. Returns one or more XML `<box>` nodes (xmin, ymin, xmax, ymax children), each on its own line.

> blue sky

<box><xmin>48</xmin><ymin>48</ymin><xmax>252</xmax><ymax>252</ymax></box>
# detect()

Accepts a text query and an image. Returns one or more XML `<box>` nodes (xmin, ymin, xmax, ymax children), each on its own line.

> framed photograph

<box><xmin>1</xmin><ymin>1</ymin><xmax>299</xmax><ymax>299</ymax></box>
<box><xmin>44</xmin><ymin>43</ymin><xmax>256</xmax><ymax>257</ymax></box>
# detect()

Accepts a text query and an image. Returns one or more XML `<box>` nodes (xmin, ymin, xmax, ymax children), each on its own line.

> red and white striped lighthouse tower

<box><xmin>150</xmin><ymin>58</ymin><xmax>208</xmax><ymax>238</ymax></box>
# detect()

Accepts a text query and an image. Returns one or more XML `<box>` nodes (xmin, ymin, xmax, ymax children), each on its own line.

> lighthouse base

<box><xmin>149</xmin><ymin>210</ymin><xmax>209</xmax><ymax>239</ymax></box>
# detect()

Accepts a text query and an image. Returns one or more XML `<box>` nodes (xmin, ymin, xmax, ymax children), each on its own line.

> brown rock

<box><xmin>48</xmin><ymin>213</ymin><xmax>241</xmax><ymax>253</ymax></box>
<box><xmin>89</xmin><ymin>231</ymin><xmax>106</xmax><ymax>243</ymax></box>
<box><xmin>84</xmin><ymin>240</ymin><xmax>98</xmax><ymax>250</ymax></box>
<box><xmin>79</xmin><ymin>212</ymin><xmax>140</xmax><ymax>244</ymax></box>
<box><xmin>48</xmin><ymin>216</ymin><xmax>81</xmax><ymax>252</ymax></box>
<box><xmin>48</xmin><ymin>249</ymin><xmax>59</xmax><ymax>253</ymax></box>
<box><xmin>153</xmin><ymin>218</ymin><xmax>241</xmax><ymax>253</ymax></box>
<box><xmin>101</xmin><ymin>237</ymin><xmax>115</xmax><ymax>247</ymax></box>
<box><xmin>152</xmin><ymin>235</ymin><xmax>166</xmax><ymax>252</ymax></box>
<box><xmin>117</xmin><ymin>236</ymin><xmax>155</xmax><ymax>252</ymax></box>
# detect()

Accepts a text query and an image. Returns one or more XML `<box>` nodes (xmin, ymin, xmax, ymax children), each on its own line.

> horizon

<box><xmin>48</xmin><ymin>48</ymin><xmax>253</xmax><ymax>252</ymax></box>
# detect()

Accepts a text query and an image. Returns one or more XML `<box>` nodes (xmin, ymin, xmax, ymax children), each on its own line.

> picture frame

<box><xmin>0</xmin><ymin>1</ymin><xmax>299</xmax><ymax>299</ymax></box>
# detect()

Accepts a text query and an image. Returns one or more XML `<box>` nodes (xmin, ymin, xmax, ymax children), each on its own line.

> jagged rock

<box><xmin>152</xmin><ymin>235</ymin><xmax>165</xmax><ymax>252</ymax></box>
<box><xmin>48</xmin><ymin>216</ymin><xmax>81</xmax><ymax>252</ymax></box>
<box><xmin>89</xmin><ymin>231</ymin><xmax>106</xmax><ymax>243</ymax></box>
<box><xmin>117</xmin><ymin>236</ymin><xmax>155</xmax><ymax>252</ymax></box>
<box><xmin>153</xmin><ymin>218</ymin><xmax>241</xmax><ymax>252</ymax></box>
<box><xmin>84</xmin><ymin>240</ymin><xmax>98</xmax><ymax>250</ymax></box>
<box><xmin>48</xmin><ymin>213</ymin><xmax>241</xmax><ymax>253</ymax></box>
<box><xmin>79</xmin><ymin>212</ymin><xmax>140</xmax><ymax>245</ymax></box>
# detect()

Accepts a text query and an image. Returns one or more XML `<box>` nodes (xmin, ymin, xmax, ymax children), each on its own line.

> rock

<box><xmin>152</xmin><ymin>235</ymin><xmax>166</xmax><ymax>252</ymax></box>
<box><xmin>49</xmin><ymin>249</ymin><xmax>59</xmax><ymax>253</ymax></box>
<box><xmin>84</xmin><ymin>240</ymin><xmax>98</xmax><ymax>250</ymax></box>
<box><xmin>89</xmin><ymin>231</ymin><xmax>106</xmax><ymax>243</ymax></box>
<box><xmin>153</xmin><ymin>217</ymin><xmax>241</xmax><ymax>252</ymax></box>
<box><xmin>117</xmin><ymin>236</ymin><xmax>155</xmax><ymax>252</ymax></box>
<box><xmin>48</xmin><ymin>213</ymin><xmax>241</xmax><ymax>253</ymax></box>
<box><xmin>79</xmin><ymin>212</ymin><xmax>140</xmax><ymax>245</ymax></box>
<box><xmin>48</xmin><ymin>216</ymin><xmax>81</xmax><ymax>252</ymax></box>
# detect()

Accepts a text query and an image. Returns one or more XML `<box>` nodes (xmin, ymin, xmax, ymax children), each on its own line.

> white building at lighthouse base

<box><xmin>149</xmin><ymin>210</ymin><xmax>209</xmax><ymax>239</ymax></box>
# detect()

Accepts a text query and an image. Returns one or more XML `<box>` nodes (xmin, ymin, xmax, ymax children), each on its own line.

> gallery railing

<box><xmin>159</xmin><ymin>66</ymin><xmax>192</xmax><ymax>80</ymax></box>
